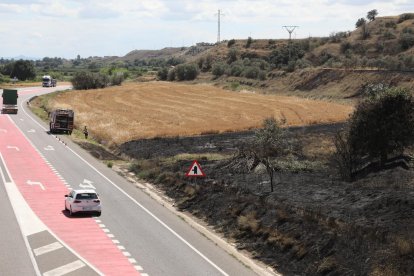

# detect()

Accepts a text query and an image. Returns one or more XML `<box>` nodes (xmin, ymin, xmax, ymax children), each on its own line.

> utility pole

<box><xmin>283</xmin><ymin>26</ymin><xmax>299</xmax><ymax>60</ymax></box>
<box><xmin>215</xmin><ymin>9</ymin><xmax>225</xmax><ymax>43</ymax></box>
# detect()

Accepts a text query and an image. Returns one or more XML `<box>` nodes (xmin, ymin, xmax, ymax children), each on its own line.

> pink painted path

<box><xmin>0</xmin><ymin>115</ymin><xmax>139</xmax><ymax>275</ymax></box>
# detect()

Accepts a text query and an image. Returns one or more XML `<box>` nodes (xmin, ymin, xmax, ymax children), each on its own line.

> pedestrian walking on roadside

<box><xmin>83</xmin><ymin>126</ymin><xmax>89</xmax><ymax>139</ymax></box>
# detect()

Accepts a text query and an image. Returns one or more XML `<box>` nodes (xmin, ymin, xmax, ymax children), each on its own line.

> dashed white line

<box><xmin>34</xmin><ymin>242</ymin><xmax>63</xmax><ymax>256</ymax></box>
<box><xmin>134</xmin><ymin>265</ymin><xmax>143</xmax><ymax>271</ymax></box>
<box><xmin>106</xmin><ymin>234</ymin><xmax>114</xmax><ymax>238</ymax></box>
<box><xmin>117</xmin><ymin>245</ymin><xmax>125</xmax><ymax>250</ymax></box>
<box><xmin>128</xmin><ymin>258</ymin><xmax>136</xmax><ymax>264</ymax></box>
<box><xmin>98</xmin><ymin>224</ymin><xmax>105</xmax><ymax>228</ymax></box>
<box><xmin>102</xmin><ymin>229</ymin><xmax>110</xmax><ymax>233</ymax></box>
<box><xmin>112</xmin><ymin>240</ymin><xmax>120</xmax><ymax>244</ymax></box>
<box><xmin>122</xmin><ymin>252</ymin><xmax>131</xmax><ymax>257</ymax></box>
<box><xmin>43</xmin><ymin>260</ymin><xmax>85</xmax><ymax>276</ymax></box>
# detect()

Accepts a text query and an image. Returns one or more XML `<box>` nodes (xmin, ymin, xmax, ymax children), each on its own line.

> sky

<box><xmin>0</xmin><ymin>0</ymin><xmax>413</xmax><ymax>59</ymax></box>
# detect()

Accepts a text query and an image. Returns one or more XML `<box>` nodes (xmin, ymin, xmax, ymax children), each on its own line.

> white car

<box><xmin>65</xmin><ymin>189</ymin><xmax>101</xmax><ymax>216</ymax></box>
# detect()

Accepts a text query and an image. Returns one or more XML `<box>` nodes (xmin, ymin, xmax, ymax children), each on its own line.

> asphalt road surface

<box><xmin>0</xmin><ymin>86</ymin><xmax>266</xmax><ymax>276</ymax></box>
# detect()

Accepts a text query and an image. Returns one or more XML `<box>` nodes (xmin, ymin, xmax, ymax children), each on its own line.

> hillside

<box><xmin>104</xmin><ymin>14</ymin><xmax>414</xmax><ymax>102</ymax></box>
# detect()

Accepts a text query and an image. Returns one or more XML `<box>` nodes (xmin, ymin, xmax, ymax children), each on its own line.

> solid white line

<box><xmin>20</xmin><ymin>95</ymin><xmax>229</xmax><ymax>276</ymax></box>
<box><xmin>34</xmin><ymin>242</ymin><xmax>63</xmax><ymax>256</ymax></box>
<box><xmin>43</xmin><ymin>260</ymin><xmax>85</xmax><ymax>276</ymax></box>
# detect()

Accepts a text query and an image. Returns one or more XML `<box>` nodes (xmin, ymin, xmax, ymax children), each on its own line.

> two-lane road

<box><xmin>1</xmin><ymin>86</ymin><xmax>267</xmax><ymax>276</ymax></box>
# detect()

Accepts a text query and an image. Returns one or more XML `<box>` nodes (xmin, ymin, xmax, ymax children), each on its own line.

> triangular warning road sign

<box><xmin>185</xmin><ymin>160</ymin><xmax>206</xmax><ymax>177</ymax></box>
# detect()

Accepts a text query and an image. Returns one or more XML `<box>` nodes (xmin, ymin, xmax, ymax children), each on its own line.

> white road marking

<box><xmin>112</xmin><ymin>240</ymin><xmax>120</xmax><ymax>244</ymax></box>
<box><xmin>79</xmin><ymin>179</ymin><xmax>95</xmax><ymax>189</ymax></box>
<box><xmin>43</xmin><ymin>260</ymin><xmax>85</xmax><ymax>276</ymax></box>
<box><xmin>44</xmin><ymin>145</ymin><xmax>55</xmax><ymax>151</ymax></box>
<box><xmin>122</xmin><ymin>252</ymin><xmax>131</xmax><ymax>257</ymax></box>
<box><xmin>98</xmin><ymin>224</ymin><xmax>105</xmax><ymax>228</ymax></box>
<box><xmin>117</xmin><ymin>245</ymin><xmax>125</xmax><ymax>250</ymax></box>
<box><xmin>107</xmin><ymin>234</ymin><xmax>114</xmax><ymax>238</ymax></box>
<box><xmin>141</xmin><ymin>273</ymin><xmax>149</xmax><ymax>276</ymax></box>
<box><xmin>28</xmin><ymin>129</ymin><xmax>36</xmax><ymax>133</ymax></box>
<box><xmin>102</xmin><ymin>229</ymin><xmax>110</xmax><ymax>233</ymax></box>
<box><xmin>94</xmin><ymin>219</ymin><xmax>101</xmax><ymax>223</ymax></box>
<box><xmin>26</xmin><ymin>180</ymin><xmax>45</xmax><ymax>190</ymax></box>
<box><xmin>7</xmin><ymin>145</ymin><xmax>20</xmax><ymax>151</ymax></box>
<box><xmin>33</xmin><ymin>242</ymin><xmax>63</xmax><ymax>256</ymax></box>
<box><xmin>128</xmin><ymin>258</ymin><xmax>136</xmax><ymax>264</ymax></box>
<box><xmin>134</xmin><ymin>265</ymin><xmax>143</xmax><ymax>271</ymax></box>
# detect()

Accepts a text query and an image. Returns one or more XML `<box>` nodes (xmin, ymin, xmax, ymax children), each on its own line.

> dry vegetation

<box><xmin>47</xmin><ymin>81</ymin><xmax>352</xmax><ymax>145</ymax></box>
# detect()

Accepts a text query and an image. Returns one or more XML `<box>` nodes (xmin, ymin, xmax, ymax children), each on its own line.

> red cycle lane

<box><xmin>0</xmin><ymin>115</ymin><xmax>139</xmax><ymax>275</ymax></box>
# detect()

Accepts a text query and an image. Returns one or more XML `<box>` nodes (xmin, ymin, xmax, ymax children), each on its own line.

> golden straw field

<box><xmin>49</xmin><ymin>82</ymin><xmax>353</xmax><ymax>145</ymax></box>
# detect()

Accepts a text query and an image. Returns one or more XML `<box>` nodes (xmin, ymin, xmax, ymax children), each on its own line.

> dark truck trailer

<box><xmin>1</xmin><ymin>89</ymin><xmax>18</xmax><ymax>114</ymax></box>
<box><xmin>49</xmin><ymin>109</ymin><xmax>74</xmax><ymax>134</ymax></box>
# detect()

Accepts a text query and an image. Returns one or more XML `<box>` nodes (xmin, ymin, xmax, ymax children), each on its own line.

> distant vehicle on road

<box><xmin>65</xmin><ymin>189</ymin><xmax>101</xmax><ymax>216</ymax></box>
<box><xmin>49</xmin><ymin>109</ymin><xmax>74</xmax><ymax>134</ymax></box>
<box><xmin>42</xmin><ymin>75</ymin><xmax>57</xmax><ymax>87</ymax></box>
<box><xmin>1</xmin><ymin>89</ymin><xmax>18</xmax><ymax>114</ymax></box>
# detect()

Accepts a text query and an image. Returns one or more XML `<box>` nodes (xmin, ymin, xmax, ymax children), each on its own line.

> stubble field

<box><xmin>48</xmin><ymin>81</ymin><xmax>353</xmax><ymax>145</ymax></box>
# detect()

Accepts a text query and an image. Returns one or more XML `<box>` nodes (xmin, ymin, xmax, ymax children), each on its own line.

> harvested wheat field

<box><xmin>49</xmin><ymin>82</ymin><xmax>353</xmax><ymax>145</ymax></box>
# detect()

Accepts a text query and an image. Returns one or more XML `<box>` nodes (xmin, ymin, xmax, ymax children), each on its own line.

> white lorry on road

<box><xmin>42</xmin><ymin>75</ymin><xmax>57</xmax><ymax>87</ymax></box>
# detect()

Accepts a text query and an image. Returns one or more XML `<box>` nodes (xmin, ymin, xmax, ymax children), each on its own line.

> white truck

<box><xmin>42</xmin><ymin>75</ymin><xmax>57</xmax><ymax>87</ymax></box>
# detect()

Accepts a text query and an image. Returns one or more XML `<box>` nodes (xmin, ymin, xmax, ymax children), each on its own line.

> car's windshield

<box><xmin>76</xmin><ymin>193</ymin><xmax>98</xmax><ymax>200</ymax></box>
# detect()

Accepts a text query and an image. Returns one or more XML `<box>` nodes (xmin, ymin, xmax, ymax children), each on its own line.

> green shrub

<box><xmin>174</xmin><ymin>64</ymin><xmax>199</xmax><ymax>81</ymax></box>
<box><xmin>71</xmin><ymin>71</ymin><xmax>110</xmax><ymax>90</ymax></box>
<box><xmin>227</xmin><ymin>48</ymin><xmax>238</xmax><ymax>64</ymax></box>
<box><xmin>229</xmin><ymin>64</ymin><xmax>243</xmax><ymax>77</ymax></box>
<box><xmin>167</xmin><ymin>68</ymin><xmax>176</xmax><ymax>81</ymax></box>
<box><xmin>242</xmin><ymin>66</ymin><xmax>260</xmax><ymax>79</ymax></box>
<box><xmin>399</xmin><ymin>33</ymin><xmax>414</xmax><ymax>50</ymax></box>
<box><xmin>157</xmin><ymin>67</ymin><xmax>168</xmax><ymax>80</ymax></box>
<box><xmin>398</xmin><ymin>13</ymin><xmax>414</xmax><ymax>23</ymax></box>
<box><xmin>212</xmin><ymin>62</ymin><xmax>227</xmax><ymax>77</ymax></box>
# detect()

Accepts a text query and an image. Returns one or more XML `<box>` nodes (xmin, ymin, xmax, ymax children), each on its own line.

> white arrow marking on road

<box><xmin>44</xmin><ymin>145</ymin><xmax>55</xmax><ymax>151</ymax></box>
<box><xmin>27</xmin><ymin>180</ymin><xmax>45</xmax><ymax>190</ymax></box>
<box><xmin>0</xmin><ymin>129</ymin><xmax>7</xmax><ymax>133</ymax></box>
<box><xmin>7</xmin><ymin>146</ymin><xmax>20</xmax><ymax>151</ymax></box>
<box><xmin>79</xmin><ymin>179</ymin><xmax>95</xmax><ymax>189</ymax></box>
<box><xmin>28</xmin><ymin>129</ymin><xmax>36</xmax><ymax>133</ymax></box>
